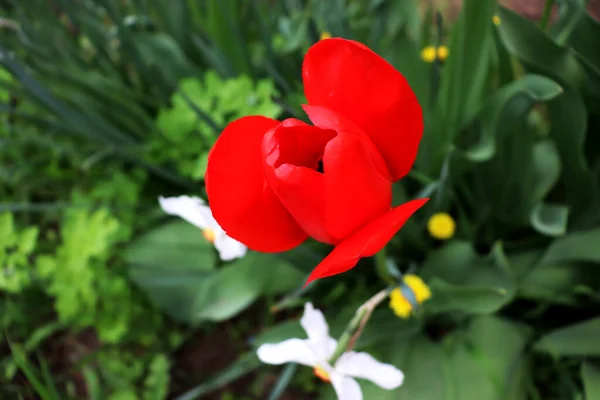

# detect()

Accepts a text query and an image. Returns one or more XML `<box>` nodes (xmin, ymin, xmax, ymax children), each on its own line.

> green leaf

<box><xmin>518</xmin><ymin>262</ymin><xmax>600</xmax><ymax>304</ymax></box>
<box><xmin>461</xmin><ymin>74</ymin><xmax>562</xmax><ymax>162</ymax></box>
<box><xmin>435</xmin><ymin>0</ymin><xmax>496</xmax><ymax>150</ymax></box>
<box><xmin>546</xmin><ymin>89</ymin><xmax>596</xmax><ymax>215</ymax></box>
<box><xmin>582</xmin><ymin>362</ymin><xmax>600</xmax><ymax>400</ymax></box>
<box><xmin>125</xmin><ymin>221</ymin><xmax>215</xmax><ymax>271</ymax></box>
<box><xmin>358</xmin><ymin>317</ymin><xmax>529</xmax><ymax>400</ymax></box>
<box><xmin>535</xmin><ymin>317</ymin><xmax>600</xmax><ymax>356</ymax></box>
<box><xmin>497</xmin><ymin>7</ymin><xmax>586</xmax><ymax>92</ymax></box>
<box><xmin>194</xmin><ymin>255</ymin><xmax>265</xmax><ymax>322</ymax></box>
<box><xmin>560</xmin><ymin>0</ymin><xmax>600</xmax><ymax>77</ymax></box>
<box><xmin>126</xmin><ymin>222</ymin><xmax>216</xmax><ymax>322</ymax></box>
<box><xmin>267</xmin><ymin>363</ymin><xmax>298</xmax><ymax>400</ymax></box>
<box><xmin>540</xmin><ymin>227</ymin><xmax>600</xmax><ymax>264</ymax></box>
<box><xmin>427</xmin><ymin>278</ymin><xmax>512</xmax><ymax>315</ymax></box>
<box><xmin>530</xmin><ymin>203</ymin><xmax>570</xmax><ymax>237</ymax></box>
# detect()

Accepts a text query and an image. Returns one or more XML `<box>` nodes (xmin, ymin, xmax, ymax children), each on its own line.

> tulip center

<box><xmin>267</xmin><ymin>124</ymin><xmax>337</xmax><ymax>173</ymax></box>
<box><xmin>313</xmin><ymin>366</ymin><xmax>331</xmax><ymax>383</ymax></box>
<box><xmin>202</xmin><ymin>229</ymin><xmax>216</xmax><ymax>243</ymax></box>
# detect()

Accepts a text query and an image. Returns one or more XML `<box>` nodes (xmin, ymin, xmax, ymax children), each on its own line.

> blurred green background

<box><xmin>1</xmin><ymin>0</ymin><xmax>600</xmax><ymax>399</ymax></box>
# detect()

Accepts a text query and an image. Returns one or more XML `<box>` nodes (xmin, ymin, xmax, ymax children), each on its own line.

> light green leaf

<box><xmin>530</xmin><ymin>203</ymin><xmax>570</xmax><ymax>237</ymax></box>
<box><xmin>535</xmin><ymin>317</ymin><xmax>600</xmax><ymax>356</ymax></box>
<box><xmin>194</xmin><ymin>255</ymin><xmax>264</xmax><ymax>322</ymax></box>
<box><xmin>125</xmin><ymin>221</ymin><xmax>215</xmax><ymax>271</ymax></box>
<box><xmin>582</xmin><ymin>362</ymin><xmax>600</xmax><ymax>400</ymax></box>
<box><xmin>540</xmin><ymin>228</ymin><xmax>600</xmax><ymax>264</ymax></box>
<box><xmin>427</xmin><ymin>278</ymin><xmax>512</xmax><ymax>315</ymax></box>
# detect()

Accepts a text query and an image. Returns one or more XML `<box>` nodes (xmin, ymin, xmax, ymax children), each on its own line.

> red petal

<box><xmin>205</xmin><ymin>116</ymin><xmax>307</xmax><ymax>252</ymax></box>
<box><xmin>303</xmin><ymin>38</ymin><xmax>423</xmax><ymax>181</ymax></box>
<box><xmin>262</xmin><ymin>124</ymin><xmax>338</xmax><ymax>244</ymax></box>
<box><xmin>322</xmin><ymin>132</ymin><xmax>392</xmax><ymax>241</ymax></box>
<box><xmin>302</xmin><ymin>105</ymin><xmax>392</xmax><ymax>182</ymax></box>
<box><xmin>304</xmin><ymin>198</ymin><xmax>429</xmax><ymax>285</ymax></box>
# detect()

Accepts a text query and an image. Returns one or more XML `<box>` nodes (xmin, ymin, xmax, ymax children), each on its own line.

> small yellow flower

<box><xmin>320</xmin><ymin>31</ymin><xmax>332</xmax><ymax>40</ymax></box>
<box><xmin>493</xmin><ymin>15</ymin><xmax>501</xmax><ymax>26</ymax></box>
<box><xmin>436</xmin><ymin>46</ymin><xmax>449</xmax><ymax>62</ymax></box>
<box><xmin>427</xmin><ymin>212</ymin><xmax>456</xmax><ymax>240</ymax></box>
<box><xmin>389</xmin><ymin>275</ymin><xmax>432</xmax><ymax>319</ymax></box>
<box><xmin>421</xmin><ymin>46</ymin><xmax>449</xmax><ymax>63</ymax></box>
<box><xmin>420</xmin><ymin>46</ymin><xmax>436</xmax><ymax>63</ymax></box>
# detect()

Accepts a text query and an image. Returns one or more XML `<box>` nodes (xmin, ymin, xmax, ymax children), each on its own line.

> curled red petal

<box><xmin>323</xmin><ymin>132</ymin><xmax>392</xmax><ymax>241</ymax></box>
<box><xmin>304</xmin><ymin>198</ymin><xmax>429</xmax><ymax>286</ymax></box>
<box><xmin>262</xmin><ymin>124</ymin><xmax>338</xmax><ymax>243</ymax></box>
<box><xmin>302</xmin><ymin>104</ymin><xmax>392</xmax><ymax>182</ymax></box>
<box><xmin>205</xmin><ymin>116</ymin><xmax>307</xmax><ymax>252</ymax></box>
<box><xmin>303</xmin><ymin>38</ymin><xmax>423</xmax><ymax>181</ymax></box>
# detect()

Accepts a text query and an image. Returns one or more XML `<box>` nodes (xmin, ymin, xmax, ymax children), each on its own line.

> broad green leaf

<box><xmin>540</xmin><ymin>227</ymin><xmax>600</xmax><ymax>264</ymax></box>
<box><xmin>420</xmin><ymin>241</ymin><xmax>477</xmax><ymax>282</ymax></box>
<box><xmin>530</xmin><ymin>203</ymin><xmax>570</xmax><ymax>237</ymax></box>
<box><xmin>582</xmin><ymin>362</ymin><xmax>600</xmax><ymax>400</ymax></box>
<box><xmin>126</xmin><ymin>222</ymin><xmax>215</xmax><ymax>322</ymax></box>
<box><xmin>535</xmin><ymin>317</ymin><xmax>600</xmax><ymax>356</ymax></box>
<box><xmin>357</xmin><ymin>317</ymin><xmax>529</xmax><ymax>400</ymax></box>
<box><xmin>518</xmin><ymin>263</ymin><xmax>600</xmax><ymax>304</ymax></box>
<box><xmin>427</xmin><ymin>278</ymin><xmax>512</xmax><ymax>315</ymax></box>
<box><xmin>125</xmin><ymin>221</ymin><xmax>215</xmax><ymax>271</ymax></box>
<box><xmin>194</xmin><ymin>254</ymin><xmax>267</xmax><ymax>322</ymax></box>
<box><xmin>467</xmin><ymin>317</ymin><xmax>531</xmax><ymax>399</ymax></box>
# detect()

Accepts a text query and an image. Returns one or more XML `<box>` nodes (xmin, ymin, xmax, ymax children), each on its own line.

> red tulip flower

<box><xmin>205</xmin><ymin>38</ymin><xmax>428</xmax><ymax>285</ymax></box>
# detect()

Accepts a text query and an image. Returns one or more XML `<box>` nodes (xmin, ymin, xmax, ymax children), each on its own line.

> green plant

<box><xmin>148</xmin><ymin>72</ymin><xmax>281</xmax><ymax>180</ymax></box>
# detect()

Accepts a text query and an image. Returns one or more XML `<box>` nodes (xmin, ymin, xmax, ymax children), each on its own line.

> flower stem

<box><xmin>375</xmin><ymin>247</ymin><xmax>394</xmax><ymax>285</ymax></box>
<box><xmin>328</xmin><ymin>287</ymin><xmax>393</xmax><ymax>365</ymax></box>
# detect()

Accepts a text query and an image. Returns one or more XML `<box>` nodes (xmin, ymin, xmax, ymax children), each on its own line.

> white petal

<box><xmin>256</xmin><ymin>339</ymin><xmax>317</xmax><ymax>367</ymax></box>
<box><xmin>301</xmin><ymin>303</ymin><xmax>337</xmax><ymax>360</ymax></box>
<box><xmin>158</xmin><ymin>196</ymin><xmax>213</xmax><ymax>230</ymax></box>
<box><xmin>331</xmin><ymin>374</ymin><xmax>363</xmax><ymax>400</ymax></box>
<box><xmin>214</xmin><ymin>234</ymin><xmax>247</xmax><ymax>261</ymax></box>
<box><xmin>334</xmin><ymin>351</ymin><xmax>404</xmax><ymax>390</ymax></box>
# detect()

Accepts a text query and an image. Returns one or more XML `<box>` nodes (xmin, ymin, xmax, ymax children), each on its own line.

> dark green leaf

<box><xmin>540</xmin><ymin>228</ymin><xmax>600</xmax><ymax>264</ymax></box>
<box><xmin>582</xmin><ymin>362</ymin><xmax>600</xmax><ymax>400</ymax></box>
<box><xmin>535</xmin><ymin>317</ymin><xmax>600</xmax><ymax>356</ymax></box>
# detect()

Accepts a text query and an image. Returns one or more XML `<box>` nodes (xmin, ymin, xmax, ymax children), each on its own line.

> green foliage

<box><xmin>1</xmin><ymin>0</ymin><xmax>600</xmax><ymax>399</ymax></box>
<box><xmin>148</xmin><ymin>72</ymin><xmax>281</xmax><ymax>180</ymax></box>
<box><xmin>126</xmin><ymin>222</ymin><xmax>303</xmax><ymax>323</ymax></box>
<box><xmin>0</xmin><ymin>213</ymin><xmax>38</xmax><ymax>292</ymax></box>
